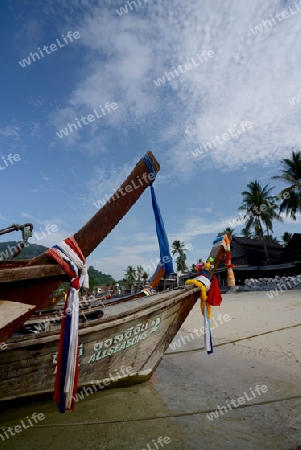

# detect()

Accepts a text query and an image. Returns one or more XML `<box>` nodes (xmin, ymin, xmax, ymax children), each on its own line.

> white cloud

<box><xmin>0</xmin><ymin>126</ymin><xmax>21</xmax><ymax>141</ymax></box>
<box><xmin>169</xmin><ymin>215</ymin><xmax>239</xmax><ymax>241</ymax></box>
<box><xmin>20</xmin><ymin>212</ymin><xmax>34</xmax><ymax>219</ymax></box>
<box><xmin>29</xmin><ymin>217</ymin><xmax>71</xmax><ymax>248</ymax></box>
<box><xmin>88</xmin><ymin>233</ymin><xmax>162</xmax><ymax>278</ymax></box>
<box><xmin>48</xmin><ymin>0</ymin><xmax>301</xmax><ymax>177</ymax></box>
<box><xmin>31</xmin><ymin>0</ymin><xmax>301</xmax><ymax>278</ymax></box>
<box><xmin>30</xmin><ymin>123</ymin><xmax>40</xmax><ymax>136</ymax></box>
<box><xmin>28</xmin><ymin>96</ymin><xmax>46</xmax><ymax>109</ymax></box>
<box><xmin>86</xmin><ymin>160</ymin><xmax>135</xmax><ymax>206</ymax></box>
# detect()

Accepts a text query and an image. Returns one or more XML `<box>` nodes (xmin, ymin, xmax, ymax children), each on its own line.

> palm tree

<box><xmin>124</xmin><ymin>265</ymin><xmax>136</xmax><ymax>293</ymax></box>
<box><xmin>263</xmin><ymin>235</ymin><xmax>280</xmax><ymax>244</ymax></box>
<box><xmin>281</xmin><ymin>231</ymin><xmax>292</xmax><ymax>246</ymax></box>
<box><xmin>142</xmin><ymin>271</ymin><xmax>148</xmax><ymax>285</ymax></box>
<box><xmin>239</xmin><ymin>181</ymin><xmax>282</xmax><ymax>239</ymax></box>
<box><xmin>239</xmin><ymin>180</ymin><xmax>282</xmax><ymax>259</ymax></box>
<box><xmin>241</xmin><ymin>227</ymin><xmax>253</xmax><ymax>239</ymax></box>
<box><xmin>190</xmin><ymin>263</ymin><xmax>197</xmax><ymax>273</ymax></box>
<box><xmin>171</xmin><ymin>240</ymin><xmax>188</xmax><ymax>272</ymax></box>
<box><xmin>122</xmin><ymin>278</ymin><xmax>129</xmax><ymax>294</ymax></box>
<box><xmin>136</xmin><ymin>265</ymin><xmax>144</xmax><ymax>290</ymax></box>
<box><xmin>222</xmin><ymin>227</ymin><xmax>236</xmax><ymax>237</ymax></box>
<box><xmin>273</xmin><ymin>151</ymin><xmax>301</xmax><ymax>220</ymax></box>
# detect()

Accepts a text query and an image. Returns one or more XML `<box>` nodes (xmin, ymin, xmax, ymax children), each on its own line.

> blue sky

<box><xmin>0</xmin><ymin>0</ymin><xmax>300</xmax><ymax>279</ymax></box>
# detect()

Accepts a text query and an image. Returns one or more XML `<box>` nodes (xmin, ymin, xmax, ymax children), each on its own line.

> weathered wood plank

<box><xmin>6</xmin><ymin>286</ymin><xmax>199</xmax><ymax>347</ymax></box>
<box><xmin>0</xmin><ymin>300</ymin><xmax>36</xmax><ymax>344</ymax></box>
<box><xmin>0</xmin><ymin>265</ymin><xmax>64</xmax><ymax>282</ymax></box>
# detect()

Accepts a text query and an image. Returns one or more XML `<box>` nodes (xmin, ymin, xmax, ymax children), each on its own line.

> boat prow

<box><xmin>0</xmin><ymin>151</ymin><xmax>160</xmax><ymax>342</ymax></box>
<box><xmin>0</xmin><ymin>285</ymin><xmax>200</xmax><ymax>402</ymax></box>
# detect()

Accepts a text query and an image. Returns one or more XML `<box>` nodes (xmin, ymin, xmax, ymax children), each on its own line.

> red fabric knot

<box><xmin>71</xmin><ymin>278</ymin><xmax>80</xmax><ymax>290</ymax></box>
<box><xmin>206</xmin><ymin>276</ymin><xmax>222</xmax><ymax>306</ymax></box>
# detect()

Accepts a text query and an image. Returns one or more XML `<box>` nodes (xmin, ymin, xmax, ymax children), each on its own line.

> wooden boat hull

<box><xmin>0</xmin><ymin>286</ymin><xmax>200</xmax><ymax>402</ymax></box>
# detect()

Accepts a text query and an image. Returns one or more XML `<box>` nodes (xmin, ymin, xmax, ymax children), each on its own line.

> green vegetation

<box><xmin>273</xmin><ymin>151</ymin><xmax>301</xmax><ymax>220</ymax></box>
<box><xmin>0</xmin><ymin>241</ymin><xmax>48</xmax><ymax>260</ymax></box>
<box><xmin>124</xmin><ymin>265</ymin><xmax>136</xmax><ymax>293</ymax></box>
<box><xmin>136</xmin><ymin>265</ymin><xmax>144</xmax><ymax>290</ymax></box>
<box><xmin>171</xmin><ymin>240</ymin><xmax>188</xmax><ymax>272</ymax></box>
<box><xmin>87</xmin><ymin>266</ymin><xmax>115</xmax><ymax>289</ymax></box>
<box><xmin>238</xmin><ymin>180</ymin><xmax>282</xmax><ymax>240</ymax></box>
<box><xmin>222</xmin><ymin>227</ymin><xmax>235</xmax><ymax>237</ymax></box>
<box><xmin>219</xmin><ymin>151</ymin><xmax>301</xmax><ymax>247</ymax></box>
<box><xmin>281</xmin><ymin>232</ymin><xmax>292</xmax><ymax>246</ymax></box>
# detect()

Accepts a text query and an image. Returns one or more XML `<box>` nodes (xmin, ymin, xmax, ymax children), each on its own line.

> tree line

<box><xmin>235</xmin><ymin>150</ymin><xmax>301</xmax><ymax>242</ymax></box>
<box><xmin>124</xmin><ymin>151</ymin><xmax>301</xmax><ymax>278</ymax></box>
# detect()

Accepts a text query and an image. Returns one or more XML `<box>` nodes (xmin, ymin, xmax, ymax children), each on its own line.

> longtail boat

<box><xmin>0</xmin><ymin>151</ymin><xmax>160</xmax><ymax>343</ymax></box>
<box><xmin>0</xmin><ymin>285</ymin><xmax>201</xmax><ymax>402</ymax></box>
<box><xmin>0</xmin><ymin>152</ymin><xmax>234</xmax><ymax>403</ymax></box>
<box><xmin>0</xmin><ymin>251</ymin><xmax>232</xmax><ymax>403</ymax></box>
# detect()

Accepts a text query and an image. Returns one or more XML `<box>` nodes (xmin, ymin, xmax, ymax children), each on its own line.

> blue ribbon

<box><xmin>143</xmin><ymin>154</ymin><xmax>156</xmax><ymax>182</ymax></box>
<box><xmin>143</xmin><ymin>155</ymin><xmax>174</xmax><ymax>276</ymax></box>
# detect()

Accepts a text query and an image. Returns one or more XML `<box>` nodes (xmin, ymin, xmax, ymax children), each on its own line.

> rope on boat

<box><xmin>46</xmin><ymin>236</ymin><xmax>89</xmax><ymax>413</ymax></box>
<box><xmin>143</xmin><ymin>153</ymin><xmax>157</xmax><ymax>180</ymax></box>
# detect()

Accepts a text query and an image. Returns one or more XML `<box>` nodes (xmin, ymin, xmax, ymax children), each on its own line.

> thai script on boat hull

<box><xmin>52</xmin><ymin>316</ymin><xmax>162</xmax><ymax>372</ymax></box>
<box><xmin>89</xmin><ymin>316</ymin><xmax>162</xmax><ymax>362</ymax></box>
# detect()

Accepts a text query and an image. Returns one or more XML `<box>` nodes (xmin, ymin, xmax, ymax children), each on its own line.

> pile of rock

<box><xmin>242</xmin><ymin>275</ymin><xmax>301</xmax><ymax>291</ymax></box>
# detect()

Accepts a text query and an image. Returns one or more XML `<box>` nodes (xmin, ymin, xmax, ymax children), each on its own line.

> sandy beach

<box><xmin>1</xmin><ymin>290</ymin><xmax>300</xmax><ymax>450</ymax></box>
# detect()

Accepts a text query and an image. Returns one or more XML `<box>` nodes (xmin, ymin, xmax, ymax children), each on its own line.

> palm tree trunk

<box><xmin>258</xmin><ymin>219</ymin><xmax>269</xmax><ymax>261</ymax></box>
<box><xmin>261</xmin><ymin>238</ymin><xmax>269</xmax><ymax>261</ymax></box>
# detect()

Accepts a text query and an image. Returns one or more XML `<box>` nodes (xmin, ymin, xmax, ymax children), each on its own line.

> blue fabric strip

<box><xmin>205</xmin><ymin>306</ymin><xmax>214</xmax><ymax>355</ymax></box>
<box><xmin>143</xmin><ymin>154</ymin><xmax>173</xmax><ymax>276</ymax></box>
<box><xmin>150</xmin><ymin>185</ymin><xmax>174</xmax><ymax>276</ymax></box>
<box><xmin>143</xmin><ymin>154</ymin><xmax>156</xmax><ymax>181</ymax></box>
<box><xmin>58</xmin><ymin>311</ymin><xmax>72</xmax><ymax>412</ymax></box>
